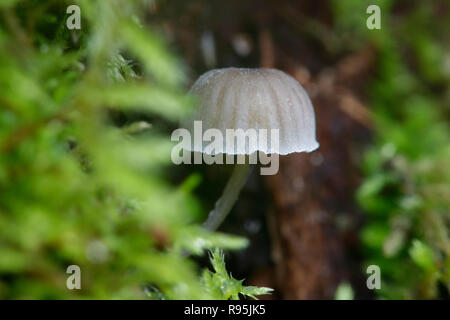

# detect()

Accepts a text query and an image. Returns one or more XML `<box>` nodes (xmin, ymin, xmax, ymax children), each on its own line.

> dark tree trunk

<box><xmin>263</xmin><ymin>47</ymin><xmax>375</xmax><ymax>299</ymax></box>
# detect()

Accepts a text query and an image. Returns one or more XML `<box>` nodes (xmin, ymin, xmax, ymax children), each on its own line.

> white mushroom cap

<box><xmin>184</xmin><ymin>67</ymin><xmax>319</xmax><ymax>155</ymax></box>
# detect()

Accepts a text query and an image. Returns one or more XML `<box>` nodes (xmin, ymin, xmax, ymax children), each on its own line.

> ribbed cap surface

<box><xmin>184</xmin><ymin>68</ymin><xmax>319</xmax><ymax>155</ymax></box>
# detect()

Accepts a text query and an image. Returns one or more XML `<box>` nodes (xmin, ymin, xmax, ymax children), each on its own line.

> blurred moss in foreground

<box><xmin>0</xmin><ymin>0</ymin><xmax>267</xmax><ymax>299</ymax></box>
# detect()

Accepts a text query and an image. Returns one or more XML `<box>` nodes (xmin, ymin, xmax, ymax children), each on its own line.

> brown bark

<box><xmin>264</xmin><ymin>47</ymin><xmax>375</xmax><ymax>299</ymax></box>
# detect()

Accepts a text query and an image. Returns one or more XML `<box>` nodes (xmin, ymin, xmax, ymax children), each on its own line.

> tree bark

<box><xmin>264</xmin><ymin>47</ymin><xmax>375</xmax><ymax>299</ymax></box>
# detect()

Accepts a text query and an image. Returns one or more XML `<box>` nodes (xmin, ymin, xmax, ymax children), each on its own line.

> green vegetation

<box><xmin>0</xmin><ymin>0</ymin><xmax>269</xmax><ymax>299</ymax></box>
<box><xmin>202</xmin><ymin>249</ymin><xmax>272</xmax><ymax>300</ymax></box>
<box><xmin>333</xmin><ymin>0</ymin><xmax>450</xmax><ymax>299</ymax></box>
<box><xmin>0</xmin><ymin>0</ymin><xmax>448</xmax><ymax>300</ymax></box>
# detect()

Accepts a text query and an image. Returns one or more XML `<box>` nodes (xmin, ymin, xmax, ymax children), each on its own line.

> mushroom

<box><xmin>184</xmin><ymin>67</ymin><xmax>319</xmax><ymax>230</ymax></box>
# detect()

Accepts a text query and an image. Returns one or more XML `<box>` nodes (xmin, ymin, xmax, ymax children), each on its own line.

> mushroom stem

<box><xmin>203</xmin><ymin>162</ymin><xmax>252</xmax><ymax>230</ymax></box>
